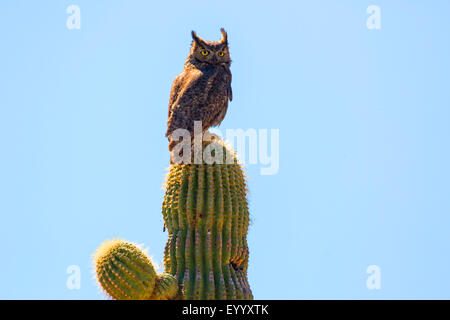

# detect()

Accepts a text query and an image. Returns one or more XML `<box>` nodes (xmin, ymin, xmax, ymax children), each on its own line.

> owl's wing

<box><xmin>166</xmin><ymin>69</ymin><xmax>205</xmax><ymax>138</ymax></box>
<box><xmin>222</xmin><ymin>63</ymin><xmax>232</xmax><ymax>101</ymax></box>
<box><xmin>168</xmin><ymin>73</ymin><xmax>183</xmax><ymax>117</ymax></box>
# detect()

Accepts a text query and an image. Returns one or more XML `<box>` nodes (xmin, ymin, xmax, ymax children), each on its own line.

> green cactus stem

<box><xmin>162</xmin><ymin>137</ymin><xmax>253</xmax><ymax>299</ymax></box>
<box><xmin>151</xmin><ymin>272</ymin><xmax>180</xmax><ymax>300</ymax></box>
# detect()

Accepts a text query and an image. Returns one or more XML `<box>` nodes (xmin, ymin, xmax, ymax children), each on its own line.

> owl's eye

<box><xmin>201</xmin><ymin>50</ymin><xmax>209</xmax><ymax>56</ymax></box>
<box><xmin>218</xmin><ymin>52</ymin><xmax>224</xmax><ymax>57</ymax></box>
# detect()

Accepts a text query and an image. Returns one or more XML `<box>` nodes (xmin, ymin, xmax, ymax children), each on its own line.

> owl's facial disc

<box><xmin>190</xmin><ymin>31</ymin><xmax>230</xmax><ymax>65</ymax></box>
<box><xmin>193</xmin><ymin>43</ymin><xmax>230</xmax><ymax>65</ymax></box>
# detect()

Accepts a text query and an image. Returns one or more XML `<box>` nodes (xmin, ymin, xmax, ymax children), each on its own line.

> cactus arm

<box><xmin>93</xmin><ymin>239</ymin><xmax>178</xmax><ymax>300</ymax></box>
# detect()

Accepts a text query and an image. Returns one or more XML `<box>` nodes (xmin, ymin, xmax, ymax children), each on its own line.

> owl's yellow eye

<box><xmin>218</xmin><ymin>52</ymin><xmax>224</xmax><ymax>57</ymax></box>
<box><xmin>201</xmin><ymin>50</ymin><xmax>209</xmax><ymax>56</ymax></box>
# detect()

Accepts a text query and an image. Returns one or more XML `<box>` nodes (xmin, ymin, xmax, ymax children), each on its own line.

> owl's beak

<box><xmin>212</xmin><ymin>55</ymin><xmax>217</xmax><ymax>63</ymax></box>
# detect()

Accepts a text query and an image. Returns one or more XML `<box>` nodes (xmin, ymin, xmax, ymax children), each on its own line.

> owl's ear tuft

<box><xmin>191</xmin><ymin>31</ymin><xmax>204</xmax><ymax>46</ymax></box>
<box><xmin>220</xmin><ymin>28</ymin><xmax>228</xmax><ymax>44</ymax></box>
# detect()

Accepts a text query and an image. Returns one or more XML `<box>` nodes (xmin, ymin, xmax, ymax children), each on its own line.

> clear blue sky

<box><xmin>1</xmin><ymin>0</ymin><xmax>450</xmax><ymax>299</ymax></box>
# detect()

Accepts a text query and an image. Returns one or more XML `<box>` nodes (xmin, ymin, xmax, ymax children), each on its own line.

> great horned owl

<box><xmin>166</xmin><ymin>28</ymin><xmax>232</xmax><ymax>152</ymax></box>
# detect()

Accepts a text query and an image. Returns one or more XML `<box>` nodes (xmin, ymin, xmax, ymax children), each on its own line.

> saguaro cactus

<box><xmin>93</xmin><ymin>136</ymin><xmax>253</xmax><ymax>299</ymax></box>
